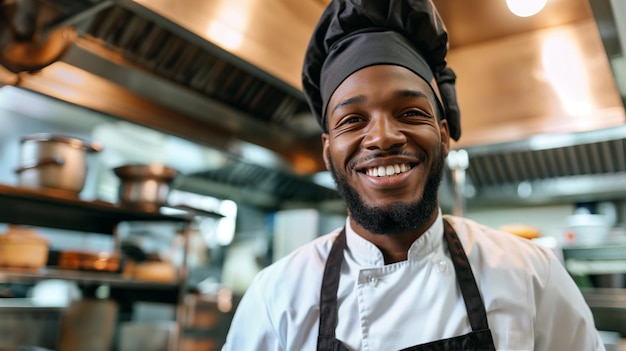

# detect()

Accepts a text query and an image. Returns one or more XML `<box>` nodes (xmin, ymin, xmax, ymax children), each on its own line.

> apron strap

<box><xmin>442</xmin><ymin>218</ymin><xmax>490</xmax><ymax>331</ymax></box>
<box><xmin>318</xmin><ymin>229</ymin><xmax>347</xmax><ymax>346</ymax></box>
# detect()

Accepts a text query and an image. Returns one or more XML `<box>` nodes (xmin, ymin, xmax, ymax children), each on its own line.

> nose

<box><xmin>361</xmin><ymin>115</ymin><xmax>407</xmax><ymax>150</ymax></box>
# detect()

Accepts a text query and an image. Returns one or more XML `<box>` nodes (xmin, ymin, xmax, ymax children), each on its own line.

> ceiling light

<box><xmin>506</xmin><ymin>0</ymin><xmax>548</xmax><ymax>17</ymax></box>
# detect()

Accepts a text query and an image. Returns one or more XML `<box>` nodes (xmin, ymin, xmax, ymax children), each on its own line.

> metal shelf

<box><xmin>0</xmin><ymin>267</ymin><xmax>179</xmax><ymax>290</ymax></box>
<box><xmin>0</xmin><ymin>183</ymin><xmax>196</xmax><ymax>306</ymax></box>
<box><xmin>565</xmin><ymin>260</ymin><xmax>626</xmax><ymax>275</ymax></box>
<box><xmin>562</xmin><ymin>244</ymin><xmax>626</xmax><ymax>261</ymax></box>
<box><xmin>0</xmin><ymin>184</ymin><xmax>195</xmax><ymax>235</ymax></box>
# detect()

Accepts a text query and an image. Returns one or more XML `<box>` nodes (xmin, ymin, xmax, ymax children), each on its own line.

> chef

<box><xmin>222</xmin><ymin>0</ymin><xmax>605</xmax><ymax>350</ymax></box>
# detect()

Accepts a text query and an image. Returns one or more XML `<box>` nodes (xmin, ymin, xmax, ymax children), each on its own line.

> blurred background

<box><xmin>0</xmin><ymin>0</ymin><xmax>626</xmax><ymax>350</ymax></box>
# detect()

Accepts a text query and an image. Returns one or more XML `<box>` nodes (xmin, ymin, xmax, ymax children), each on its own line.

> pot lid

<box><xmin>113</xmin><ymin>163</ymin><xmax>177</xmax><ymax>180</ymax></box>
<box><xmin>21</xmin><ymin>133</ymin><xmax>103</xmax><ymax>152</ymax></box>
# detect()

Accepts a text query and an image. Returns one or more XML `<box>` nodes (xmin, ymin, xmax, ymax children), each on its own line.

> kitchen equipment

<box><xmin>565</xmin><ymin>210</ymin><xmax>611</xmax><ymax>246</ymax></box>
<box><xmin>0</xmin><ymin>0</ymin><xmax>77</xmax><ymax>73</ymax></box>
<box><xmin>125</xmin><ymin>261</ymin><xmax>177</xmax><ymax>283</ymax></box>
<box><xmin>113</xmin><ymin>164</ymin><xmax>178</xmax><ymax>212</ymax></box>
<box><xmin>16</xmin><ymin>134</ymin><xmax>102</xmax><ymax>196</ymax></box>
<box><xmin>57</xmin><ymin>250</ymin><xmax>121</xmax><ymax>273</ymax></box>
<box><xmin>119</xmin><ymin>321</ymin><xmax>177</xmax><ymax>351</ymax></box>
<box><xmin>446</xmin><ymin>149</ymin><xmax>469</xmax><ymax>217</ymax></box>
<box><xmin>0</xmin><ymin>225</ymin><xmax>49</xmax><ymax>269</ymax></box>
<box><xmin>582</xmin><ymin>288</ymin><xmax>626</xmax><ymax>337</ymax></box>
<box><xmin>57</xmin><ymin>299</ymin><xmax>118</xmax><ymax>351</ymax></box>
<box><xmin>0</xmin><ymin>299</ymin><xmax>63</xmax><ymax>351</ymax></box>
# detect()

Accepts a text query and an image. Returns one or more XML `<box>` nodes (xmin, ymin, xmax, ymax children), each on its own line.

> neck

<box><xmin>349</xmin><ymin>211</ymin><xmax>439</xmax><ymax>264</ymax></box>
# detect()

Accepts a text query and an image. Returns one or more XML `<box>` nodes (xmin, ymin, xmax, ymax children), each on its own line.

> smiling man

<box><xmin>222</xmin><ymin>0</ymin><xmax>605</xmax><ymax>350</ymax></box>
<box><xmin>323</xmin><ymin>65</ymin><xmax>448</xmax><ymax>261</ymax></box>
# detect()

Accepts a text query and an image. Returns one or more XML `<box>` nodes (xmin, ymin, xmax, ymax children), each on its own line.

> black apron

<box><xmin>317</xmin><ymin>218</ymin><xmax>496</xmax><ymax>351</ymax></box>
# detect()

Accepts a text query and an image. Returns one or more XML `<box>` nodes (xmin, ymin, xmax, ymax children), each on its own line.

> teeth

<box><xmin>366</xmin><ymin>164</ymin><xmax>411</xmax><ymax>177</ymax></box>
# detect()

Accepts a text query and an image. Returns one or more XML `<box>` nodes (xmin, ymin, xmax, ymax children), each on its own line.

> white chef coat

<box><xmin>223</xmin><ymin>210</ymin><xmax>605</xmax><ymax>351</ymax></box>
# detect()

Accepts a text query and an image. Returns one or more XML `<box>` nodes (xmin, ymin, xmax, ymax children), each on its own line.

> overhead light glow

<box><xmin>540</xmin><ymin>30</ymin><xmax>594</xmax><ymax>117</ymax></box>
<box><xmin>506</xmin><ymin>0</ymin><xmax>548</xmax><ymax>17</ymax></box>
<box><xmin>205</xmin><ymin>0</ymin><xmax>253</xmax><ymax>50</ymax></box>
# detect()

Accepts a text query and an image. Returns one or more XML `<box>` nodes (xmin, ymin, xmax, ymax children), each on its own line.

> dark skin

<box><xmin>322</xmin><ymin>64</ymin><xmax>451</xmax><ymax>263</ymax></box>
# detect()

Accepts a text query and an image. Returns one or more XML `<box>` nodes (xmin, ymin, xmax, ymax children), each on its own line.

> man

<box><xmin>223</xmin><ymin>0</ymin><xmax>605</xmax><ymax>350</ymax></box>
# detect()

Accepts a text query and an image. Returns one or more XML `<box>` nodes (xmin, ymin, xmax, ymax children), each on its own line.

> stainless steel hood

<box><xmin>2</xmin><ymin>0</ymin><xmax>626</xmax><ymax>209</ymax></box>
<box><xmin>590</xmin><ymin>0</ymin><xmax>626</xmax><ymax>110</ymax></box>
<box><xmin>453</xmin><ymin>124</ymin><xmax>626</xmax><ymax>209</ymax></box>
<box><xmin>0</xmin><ymin>0</ymin><xmax>339</xmax><ymax>207</ymax></box>
<box><xmin>1</xmin><ymin>0</ymin><xmax>328</xmax><ymax>173</ymax></box>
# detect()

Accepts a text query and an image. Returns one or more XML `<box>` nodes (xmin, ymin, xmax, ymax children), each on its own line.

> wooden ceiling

<box><xmin>314</xmin><ymin>0</ymin><xmax>595</xmax><ymax>48</ymax></box>
<box><xmin>433</xmin><ymin>0</ymin><xmax>594</xmax><ymax>48</ymax></box>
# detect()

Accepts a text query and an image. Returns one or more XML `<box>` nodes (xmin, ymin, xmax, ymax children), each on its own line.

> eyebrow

<box><xmin>331</xmin><ymin>95</ymin><xmax>366</xmax><ymax>114</ymax></box>
<box><xmin>331</xmin><ymin>89</ymin><xmax>432</xmax><ymax>115</ymax></box>
<box><xmin>394</xmin><ymin>89</ymin><xmax>430</xmax><ymax>101</ymax></box>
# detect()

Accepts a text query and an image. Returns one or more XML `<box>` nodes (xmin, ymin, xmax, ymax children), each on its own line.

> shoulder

<box><xmin>444</xmin><ymin>215</ymin><xmax>554</xmax><ymax>263</ymax></box>
<box><xmin>442</xmin><ymin>214</ymin><xmax>558</xmax><ymax>287</ymax></box>
<box><xmin>225</xmin><ymin>227</ymin><xmax>343</xmax><ymax>349</ymax></box>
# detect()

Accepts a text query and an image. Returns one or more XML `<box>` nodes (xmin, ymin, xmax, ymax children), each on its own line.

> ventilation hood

<box><xmin>2</xmin><ymin>0</ymin><xmax>626</xmax><ymax>209</ymax></box>
<box><xmin>453</xmin><ymin>124</ymin><xmax>626</xmax><ymax>209</ymax></box>
<box><xmin>590</xmin><ymin>0</ymin><xmax>626</xmax><ymax>110</ymax></box>
<box><xmin>0</xmin><ymin>0</ymin><xmax>340</xmax><ymax>207</ymax></box>
<box><xmin>1</xmin><ymin>0</ymin><xmax>328</xmax><ymax>172</ymax></box>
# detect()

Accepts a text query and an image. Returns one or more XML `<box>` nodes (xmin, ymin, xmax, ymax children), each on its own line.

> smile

<box><xmin>365</xmin><ymin>164</ymin><xmax>412</xmax><ymax>177</ymax></box>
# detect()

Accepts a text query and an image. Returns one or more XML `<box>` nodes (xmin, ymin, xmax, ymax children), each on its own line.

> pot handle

<box><xmin>15</xmin><ymin>156</ymin><xmax>65</xmax><ymax>173</ymax></box>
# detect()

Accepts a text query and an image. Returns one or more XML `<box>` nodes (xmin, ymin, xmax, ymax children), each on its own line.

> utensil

<box><xmin>113</xmin><ymin>163</ymin><xmax>177</xmax><ymax>212</ymax></box>
<box><xmin>16</xmin><ymin>134</ymin><xmax>102</xmax><ymax>195</ymax></box>
<box><xmin>565</xmin><ymin>211</ymin><xmax>611</xmax><ymax>246</ymax></box>
<box><xmin>0</xmin><ymin>0</ymin><xmax>77</xmax><ymax>73</ymax></box>
<box><xmin>57</xmin><ymin>250</ymin><xmax>121</xmax><ymax>273</ymax></box>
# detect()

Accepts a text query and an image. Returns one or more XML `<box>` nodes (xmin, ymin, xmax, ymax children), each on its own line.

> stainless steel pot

<box><xmin>16</xmin><ymin>134</ymin><xmax>102</xmax><ymax>195</ymax></box>
<box><xmin>113</xmin><ymin>164</ymin><xmax>177</xmax><ymax>212</ymax></box>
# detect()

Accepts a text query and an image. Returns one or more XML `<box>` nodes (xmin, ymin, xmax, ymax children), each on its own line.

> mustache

<box><xmin>347</xmin><ymin>150</ymin><xmax>426</xmax><ymax>170</ymax></box>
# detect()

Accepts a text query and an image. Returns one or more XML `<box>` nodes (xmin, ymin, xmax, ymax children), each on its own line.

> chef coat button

<box><xmin>367</xmin><ymin>275</ymin><xmax>378</xmax><ymax>287</ymax></box>
<box><xmin>436</xmin><ymin>260</ymin><xmax>447</xmax><ymax>272</ymax></box>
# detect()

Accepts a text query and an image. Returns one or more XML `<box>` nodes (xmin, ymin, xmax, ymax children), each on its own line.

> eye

<box><xmin>398</xmin><ymin>108</ymin><xmax>433</xmax><ymax>121</ymax></box>
<box><xmin>338</xmin><ymin>115</ymin><xmax>365</xmax><ymax>126</ymax></box>
<box><xmin>346</xmin><ymin>115</ymin><xmax>364</xmax><ymax>123</ymax></box>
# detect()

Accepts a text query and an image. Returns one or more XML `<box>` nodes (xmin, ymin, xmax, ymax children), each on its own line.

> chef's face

<box><xmin>322</xmin><ymin>64</ymin><xmax>450</xmax><ymax>235</ymax></box>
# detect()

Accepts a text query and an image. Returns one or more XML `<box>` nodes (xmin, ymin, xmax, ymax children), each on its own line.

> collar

<box><xmin>344</xmin><ymin>209</ymin><xmax>445</xmax><ymax>266</ymax></box>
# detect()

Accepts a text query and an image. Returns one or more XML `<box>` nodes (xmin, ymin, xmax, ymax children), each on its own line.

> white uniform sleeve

<box><xmin>533</xmin><ymin>253</ymin><xmax>606</xmax><ymax>351</ymax></box>
<box><xmin>222</xmin><ymin>273</ymin><xmax>283</xmax><ymax>351</ymax></box>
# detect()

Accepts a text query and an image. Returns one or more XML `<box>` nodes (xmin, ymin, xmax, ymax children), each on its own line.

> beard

<box><xmin>328</xmin><ymin>148</ymin><xmax>445</xmax><ymax>236</ymax></box>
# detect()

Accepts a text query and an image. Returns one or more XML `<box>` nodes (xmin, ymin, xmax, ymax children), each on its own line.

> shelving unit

<box><xmin>563</xmin><ymin>244</ymin><xmax>626</xmax><ymax>337</ymax></box>
<box><xmin>0</xmin><ymin>184</ymin><xmax>193</xmax><ymax>234</ymax></box>
<box><xmin>0</xmin><ymin>183</ymin><xmax>220</xmax><ymax>350</ymax></box>
<box><xmin>563</xmin><ymin>244</ymin><xmax>626</xmax><ymax>275</ymax></box>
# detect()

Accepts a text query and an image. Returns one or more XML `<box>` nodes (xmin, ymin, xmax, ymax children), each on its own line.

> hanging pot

<box><xmin>15</xmin><ymin>133</ymin><xmax>102</xmax><ymax>195</ymax></box>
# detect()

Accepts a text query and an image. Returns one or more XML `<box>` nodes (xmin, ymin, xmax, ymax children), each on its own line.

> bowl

<box><xmin>113</xmin><ymin>164</ymin><xmax>177</xmax><ymax>212</ymax></box>
<box><xmin>565</xmin><ymin>213</ymin><xmax>611</xmax><ymax>246</ymax></box>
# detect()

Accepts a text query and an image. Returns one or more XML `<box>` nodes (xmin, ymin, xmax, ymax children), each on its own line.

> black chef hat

<box><xmin>302</xmin><ymin>0</ymin><xmax>461</xmax><ymax>141</ymax></box>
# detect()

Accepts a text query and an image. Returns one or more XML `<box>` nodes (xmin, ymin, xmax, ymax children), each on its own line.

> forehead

<box><xmin>328</xmin><ymin>65</ymin><xmax>438</xmax><ymax>109</ymax></box>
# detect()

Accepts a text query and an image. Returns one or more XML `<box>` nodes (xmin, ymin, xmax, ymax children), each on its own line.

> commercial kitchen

<box><xmin>0</xmin><ymin>0</ymin><xmax>625</xmax><ymax>350</ymax></box>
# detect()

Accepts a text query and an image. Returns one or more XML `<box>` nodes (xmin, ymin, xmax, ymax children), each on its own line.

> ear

<box><xmin>439</xmin><ymin>119</ymin><xmax>451</xmax><ymax>157</ymax></box>
<box><xmin>321</xmin><ymin>133</ymin><xmax>332</xmax><ymax>171</ymax></box>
